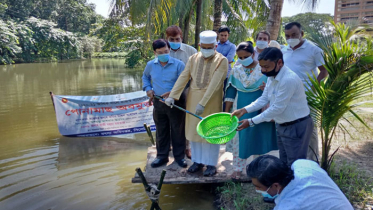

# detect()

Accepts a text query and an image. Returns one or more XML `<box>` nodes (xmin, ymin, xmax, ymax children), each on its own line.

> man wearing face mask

<box><xmin>283</xmin><ymin>22</ymin><xmax>328</xmax><ymax>162</ymax></box>
<box><xmin>231</xmin><ymin>47</ymin><xmax>313</xmax><ymax>167</ymax></box>
<box><xmin>166</xmin><ymin>25</ymin><xmax>197</xmax><ymax>159</ymax></box>
<box><xmin>254</xmin><ymin>30</ymin><xmax>271</xmax><ymax>61</ymax></box>
<box><xmin>166</xmin><ymin>25</ymin><xmax>197</xmax><ymax>65</ymax></box>
<box><xmin>247</xmin><ymin>155</ymin><xmax>353</xmax><ymax>210</ymax></box>
<box><xmin>165</xmin><ymin>31</ymin><xmax>228</xmax><ymax>176</ymax></box>
<box><xmin>142</xmin><ymin>39</ymin><xmax>187</xmax><ymax>168</ymax></box>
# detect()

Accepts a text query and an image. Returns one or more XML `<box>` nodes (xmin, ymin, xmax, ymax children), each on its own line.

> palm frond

<box><xmin>305</xmin><ymin>21</ymin><xmax>373</xmax><ymax>170</ymax></box>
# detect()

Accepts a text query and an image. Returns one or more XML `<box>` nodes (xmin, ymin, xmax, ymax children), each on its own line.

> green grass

<box><xmin>217</xmin><ymin>182</ymin><xmax>274</xmax><ymax>210</ymax></box>
<box><xmin>329</xmin><ymin>161</ymin><xmax>373</xmax><ymax>209</ymax></box>
<box><xmin>92</xmin><ymin>52</ymin><xmax>128</xmax><ymax>58</ymax></box>
<box><xmin>218</xmin><ymin>163</ymin><xmax>373</xmax><ymax>210</ymax></box>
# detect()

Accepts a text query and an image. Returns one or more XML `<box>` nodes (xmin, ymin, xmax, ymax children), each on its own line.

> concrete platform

<box><xmin>131</xmin><ymin>146</ymin><xmax>279</xmax><ymax>184</ymax></box>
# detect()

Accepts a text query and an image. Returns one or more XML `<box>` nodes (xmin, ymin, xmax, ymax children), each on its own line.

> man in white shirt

<box><xmin>165</xmin><ymin>25</ymin><xmax>197</xmax><ymax>159</ymax></box>
<box><xmin>232</xmin><ymin>47</ymin><xmax>313</xmax><ymax>166</ymax></box>
<box><xmin>253</xmin><ymin>30</ymin><xmax>271</xmax><ymax>61</ymax></box>
<box><xmin>282</xmin><ymin>22</ymin><xmax>328</xmax><ymax>162</ymax></box>
<box><xmin>247</xmin><ymin>155</ymin><xmax>353</xmax><ymax>210</ymax></box>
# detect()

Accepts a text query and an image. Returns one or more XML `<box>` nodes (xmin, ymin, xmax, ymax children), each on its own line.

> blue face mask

<box><xmin>169</xmin><ymin>42</ymin><xmax>181</xmax><ymax>50</ymax></box>
<box><xmin>157</xmin><ymin>53</ymin><xmax>170</xmax><ymax>62</ymax></box>
<box><xmin>238</xmin><ymin>56</ymin><xmax>254</xmax><ymax>67</ymax></box>
<box><xmin>255</xmin><ymin>185</ymin><xmax>279</xmax><ymax>199</ymax></box>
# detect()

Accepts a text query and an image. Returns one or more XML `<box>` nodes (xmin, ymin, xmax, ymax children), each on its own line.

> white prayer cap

<box><xmin>199</xmin><ymin>30</ymin><xmax>217</xmax><ymax>44</ymax></box>
<box><xmin>269</xmin><ymin>40</ymin><xmax>281</xmax><ymax>49</ymax></box>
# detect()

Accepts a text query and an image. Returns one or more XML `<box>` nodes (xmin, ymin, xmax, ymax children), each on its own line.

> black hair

<box><xmin>236</xmin><ymin>41</ymin><xmax>254</xmax><ymax>54</ymax></box>
<box><xmin>218</xmin><ymin>25</ymin><xmax>230</xmax><ymax>33</ymax></box>
<box><xmin>247</xmin><ymin>155</ymin><xmax>294</xmax><ymax>188</ymax></box>
<box><xmin>258</xmin><ymin>47</ymin><xmax>284</xmax><ymax>64</ymax></box>
<box><xmin>284</xmin><ymin>22</ymin><xmax>302</xmax><ymax>31</ymax></box>
<box><xmin>152</xmin><ymin>39</ymin><xmax>170</xmax><ymax>51</ymax></box>
<box><xmin>255</xmin><ymin>30</ymin><xmax>271</xmax><ymax>40</ymax></box>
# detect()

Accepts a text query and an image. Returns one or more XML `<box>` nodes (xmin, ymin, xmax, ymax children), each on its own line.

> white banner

<box><xmin>52</xmin><ymin>91</ymin><xmax>155</xmax><ymax>137</ymax></box>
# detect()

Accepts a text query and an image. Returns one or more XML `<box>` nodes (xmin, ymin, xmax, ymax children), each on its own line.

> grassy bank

<box><xmin>217</xmin><ymin>108</ymin><xmax>373</xmax><ymax>210</ymax></box>
<box><xmin>92</xmin><ymin>52</ymin><xmax>128</xmax><ymax>58</ymax></box>
<box><xmin>217</xmin><ymin>162</ymin><xmax>373</xmax><ymax>210</ymax></box>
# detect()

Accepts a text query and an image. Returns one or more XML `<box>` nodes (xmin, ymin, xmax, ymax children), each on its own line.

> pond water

<box><xmin>0</xmin><ymin>59</ymin><xmax>215</xmax><ymax>210</ymax></box>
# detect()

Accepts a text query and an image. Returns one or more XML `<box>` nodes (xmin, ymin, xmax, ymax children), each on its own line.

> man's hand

<box><xmin>237</xmin><ymin>119</ymin><xmax>249</xmax><ymax>131</ymax></box>
<box><xmin>146</xmin><ymin>90</ymin><xmax>154</xmax><ymax>98</ymax></box>
<box><xmin>259</xmin><ymin>82</ymin><xmax>266</xmax><ymax>91</ymax></box>
<box><xmin>165</xmin><ymin>98</ymin><xmax>175</xmax><ymax>107</ymax></box>
<box><xmin>231</xmin><ymin>108</ymin><xmax>247</xmax><ymax>119</ymax></box>
<box><xmin>148</xmin><ymin>97</ymin><xmax>153</xmax><ymax>106</ymax></box>
<box><xmin>161</xmin><ymin>91</ymin><xmax>170</xmax><ymax>98</ymax></box>
<box><xmin>146</xmin><ymin>90</ymin><xmax>154</xmax><ymax>106</ymax></box>
<box><xmin>195</xmin><ymin>104</ymin><xmax>205</xmax><ymax>116</ymax></box>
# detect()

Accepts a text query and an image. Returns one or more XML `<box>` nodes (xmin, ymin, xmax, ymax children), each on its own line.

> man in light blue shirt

<box><xmin>216</xmin><ymin>26</ymin><xmax>236</xmax><ymax>77</ymax></box>
<box><xmin>142</xmin><ymin>39</ymin><xmax>187</xmax><ymax>168</ymax></box>
<box><xmin>216</xmin><ymin>26</ymin><xmax>236</xmax><ymax>110</ymax></box>
<box><xmin>247</xmin><ymin>155</ymin><xmax>353</xmax><ymax>210</ymax></box>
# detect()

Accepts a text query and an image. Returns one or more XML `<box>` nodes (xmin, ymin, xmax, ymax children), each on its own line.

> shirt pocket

<box><xmin>162</xmin><ymin>70</ymin><xmax>179</xmax><ymax>84</ymax></box>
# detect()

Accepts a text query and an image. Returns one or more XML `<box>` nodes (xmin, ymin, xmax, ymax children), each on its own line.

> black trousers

<box><xmin>222</xmin><ymin>78</ymin><xmax>228</xmax><ymax>111</ymax></box>
<box><xmin>152</xmin><ymin>95</ymin><xmax>186</xmax><ymax>160</ymax></box>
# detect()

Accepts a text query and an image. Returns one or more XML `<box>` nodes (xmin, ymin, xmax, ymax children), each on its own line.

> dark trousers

<box><xmin>222</xmin><ymin>78</ymin><xmax>228</xmax><ymax>111</ymax></box>
<box><xmin>153</xmin><ymin>97</ymin><xmax>186</xmax><ymax>160</ymax></box>
<box><xmin>276</xmin><ymin>116</ymin><xmax>314</xmax><ymax>166</ymax></box>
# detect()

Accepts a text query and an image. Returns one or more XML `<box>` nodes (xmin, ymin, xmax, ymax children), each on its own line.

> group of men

<box><xmin>142</xmin><ymin>22</ymin><xmax>353</xmax><ymax>208</ymax></box>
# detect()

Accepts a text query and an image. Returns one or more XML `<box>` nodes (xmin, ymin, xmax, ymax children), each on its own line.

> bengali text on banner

<box><xmin>52</xmin><ymin>91</ymin><xmax>155</xmax><ymax>137</ymax></box>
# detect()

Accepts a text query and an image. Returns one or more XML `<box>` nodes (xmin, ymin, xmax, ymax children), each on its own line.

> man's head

<box><xmin>152</xmin><ymin>39</ymin><xmax>170</xmax><ymax>62</ymax></box>
<box><xmin>199</xmin><ymin>30</ymin><xmax>218</xmax><ymax>58</ymax></box>
<box><xmin>284</xmin><ymin>22</ymin><xmax>304</xmax><ymax>48</ymax></box>
<box><xmin>247</xmin><ymin>155</ymin><xmax>294</xmax><ymax>199</ymax></box>
<box><xmin>255</xmin><ymin>30</ymin><xmax>271</xmax><ymax>50</ymax></box>
<box><xmin>166</xmin><ymin>25</ymin><xmax>183</xmax><ymax>50</ymax></box>
<box><xmin>218</xmin><ymin>26</ymin><xmax>230</xmax><ymax>44</ymax></box>
<box><xmin>258</xmin><ymin>47</ymin><xmax>284</xmax><ymax>77</ymax></box>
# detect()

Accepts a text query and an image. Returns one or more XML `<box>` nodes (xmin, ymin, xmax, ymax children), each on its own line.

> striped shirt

<box><xmin>170</xmin><ymin>43</ymin><xmax>197</xmax><ymax>65</ymax></box>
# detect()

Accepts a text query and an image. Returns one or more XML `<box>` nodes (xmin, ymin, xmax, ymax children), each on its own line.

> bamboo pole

<box><xmin>147</xmin><ymin>125</ymin><xmax>155</xmax><ymax>145</ymax></box>
<box><xmin>144</xmin><ymin>123</ymin><xmax>155</xmax><ymax>145</ymax></box>
<box><xmin>150</xmin><ymin>169</ymin><xmax>166</xmax><ymax>210</ymax></box>
<box><xmin>135</xmin><ymin>168</ymin><xmax>163</xmax><ymax>210</ymax></box>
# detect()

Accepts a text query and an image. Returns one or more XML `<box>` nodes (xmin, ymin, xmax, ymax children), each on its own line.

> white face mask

<box><xmin>287</xmin><ymin>37</ymin><xmax>301</xmax><ymax>48</ymax></box>
<box><xmin>256</xmin><ymin>40</ymin><xmax>268</xmax><ymax>49</ymax></box>
<box><xmin>201</xmin><ymin>48</ymin><xmax>215</xmax><ymax>58</ymax></box>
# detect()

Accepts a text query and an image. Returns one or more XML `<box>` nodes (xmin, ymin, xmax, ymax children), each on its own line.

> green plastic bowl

<box><xmin>196</xmin><ymin>112</ymin><xmax>239</xmax><ymax>144</ymax></box>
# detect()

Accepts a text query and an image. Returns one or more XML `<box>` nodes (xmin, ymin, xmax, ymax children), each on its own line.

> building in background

<box><xmin>334</xmin><ymin>0</ymin><xmax>373</xmax><ymax>23</ymax></box>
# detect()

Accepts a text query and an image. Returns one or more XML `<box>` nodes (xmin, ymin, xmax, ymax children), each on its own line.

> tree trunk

<box><xmin>183</xmin><ymin>1</ymin><xmax>196</xmax><ymax>44</ymax></box>
<box><xmin>265</xmin><ymin>0</ymin><xmax>284</xmax><ymax>41</ymax></box>
<box><xmin>179</xmin><ymin>9</ymin><xmax>184</xmax><ymax>30</ymax></box>
<box><xmin>194</xmin><ymin>0</ymin><xmax>202</xmax><ymax>49</ymax></box>
<box><xmin>213</xmin><ymin>0</ymin><xmax>222</xmax><ymax>33</ymax></box>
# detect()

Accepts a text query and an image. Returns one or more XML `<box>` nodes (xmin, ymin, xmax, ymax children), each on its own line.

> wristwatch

<box><xmin>248</xmin><ymin>118</ymin><xmax>255</xmax><ymax>127</ymax></box>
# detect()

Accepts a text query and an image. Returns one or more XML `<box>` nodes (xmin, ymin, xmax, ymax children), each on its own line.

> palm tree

<box><xmin>224</xmin><ymin>0</ymin><xmax>269</xmax><ymax>43</ymax></box>
<box><xmin>266</xmin><ymin>0</ymin><xmax>320</xmax><ymax>40</ymax></box>
<box><xmin>213</xmin><ymin>0</ymin><xmax>223</xmax><ymax>32</ymax></box>
<box><xmin>305</xmin><ymin>22</ymin><xmax>373</xmax><ymax>171</ymax></box>
<box><xmin>266</xmin><ymin>0</ymin><xmax>284</xmax><ymax>41</ymax></box>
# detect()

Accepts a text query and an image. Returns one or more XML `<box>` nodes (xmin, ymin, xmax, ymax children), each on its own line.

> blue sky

<box><xmin>88</xmin><ymin>0</ymin><xmax>335</xmax><ymax>18</ymax></box>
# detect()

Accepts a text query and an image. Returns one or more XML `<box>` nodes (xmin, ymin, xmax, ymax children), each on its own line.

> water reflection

<box><xmin>0</xmin><ymin>59</ymin><xmax>215</xmax><ymax>210</ymax></box>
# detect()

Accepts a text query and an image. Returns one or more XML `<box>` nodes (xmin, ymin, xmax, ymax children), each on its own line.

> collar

<box><xmin>153</xmin><ymin>56</ymin><xmax>175</xmax><ymax>64</ymax></box>
<box><xmin>274</xmin><ymin>172</ymin><xmax>297</xmax><ymax>205</ymax></box>
<box><xmin>218</xmin><ymin>40</ymin><xmax>231</xmax><ymax>45</ymax></box>
<box><xmin>172</xmin><ymin>43</ymin><xmax>186</xmax><ymax>52</ymax></box>
<box><xmin>286</xmin><ymin>39</ymin><xmax>309</xmax><ymax>51</ymax></box>
<box><xmin>273</xmin><ymin>65</ymin><xmax>288</xmax><ymax>82</ymax></box>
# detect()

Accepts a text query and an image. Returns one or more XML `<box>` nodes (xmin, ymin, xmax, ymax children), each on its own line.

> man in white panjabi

<box><xmin>165</xmin><ymin>31</ymin><xmax>228</xmax><ymax>176</ymax></box>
